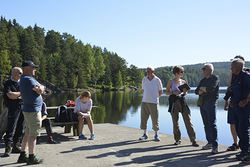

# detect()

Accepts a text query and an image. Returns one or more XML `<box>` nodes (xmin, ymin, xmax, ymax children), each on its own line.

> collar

<box><xmin>11</xmin><ymin>77</ymin><xmax>19</xmax><ymax>83</ymax></box>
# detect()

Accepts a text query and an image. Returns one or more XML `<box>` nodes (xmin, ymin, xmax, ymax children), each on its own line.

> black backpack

<box><xmin>55</xmin><ymin>105</ymin><xmax>71</xmax><ymax>122</ymax></box>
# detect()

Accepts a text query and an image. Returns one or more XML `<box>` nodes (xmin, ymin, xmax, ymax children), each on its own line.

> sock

<box><xmin>29</xmin><ymin>154</ymin><xmax>34</xmax><ymax>160</ymax></box>
<box><xmin>155</xmin><ymin>131</ymin><xmax>158</xmax><ymax>136</ymax></box>
<box><xmin>144</xmin><ymin>130</ymin><xmax>147</xmax><ymax>135</ymax></box>
<box><xmin>20</xmin><ymin>151</ymin><xmax>26</xmax><ymax>156</ymax></box>
<box><xmin>48</xmin><ymin>136</ymin><xmax>52</xmax><ymax>140</ymax></box>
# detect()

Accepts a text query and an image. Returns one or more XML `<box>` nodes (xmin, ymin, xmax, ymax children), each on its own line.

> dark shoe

<box><xmin>192</xmin><ymin>141</ymin><xmax>199</xmax><ymax>147</ymax></box>
<box><xmin>227</xmin><ymin>143</ymin><xmax>239</xmax><ymax>151</ymax></box>
<box><xmin>202</xmin><ymin>143</ymin><xmax>212</xmax><ymax>150</ymax></box>
<box><xmin>17</xmin><ymin>153</ymin><xmax>29</xmax><ymax>163</ymax></box>
<box><xmin>47</xmin><ymin>138</ymin><xmax>57</xmax><ymax>144</ymax></box>
<box><xmin>211</xmin><ymin>147</ymin><xmax>218</xmax><ymax>154</ymax></box>
<box><xmin>2</xmin><ymin>142</ymin><xmax>11</xmax><ymax>157</ymax></box>
<box><xmin>174</xmin><ymin>140</ymin><xmax>181</xmax><ymax>145</ymax></box>
<box><xmin>236</xmin><ymin>152</ymin><xmax>249</xmax><ymax>161</ymax></box>
<box><xmin>12</xmin><ymin>142</ymin><xmax>21</xmax><ymax>153</ymax></box>
<box><xmin>27</xmin><ymin>155</ymin><xmax>43</xmax><ymax>165</ymax></box>
<box><xmin>154</xmin><ymin>135</ymin><xmax>160</xmax><ymax>142</ymax></box>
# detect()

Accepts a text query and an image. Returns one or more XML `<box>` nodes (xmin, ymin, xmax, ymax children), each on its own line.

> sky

<box><xmin>1</xmin><ymin>0</ymin><xmax>250</xmax><ymax>68</ymax></box>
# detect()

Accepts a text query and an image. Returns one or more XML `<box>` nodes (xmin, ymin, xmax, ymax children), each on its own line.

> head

<box><xmin>11</xmin><ymin>67</ymin><xmax>23</xmax><ymax>81</ymax></box>
<box><xmin>79</xmin><ymin>91</ymin><xmax>91</xmax><ymax>103</ymax></box>
<box><xmin>173</xmin><ymin>66</ymin><xmax>184</xmax><ymax>77</ymax></box>
<box><xmin>202</xmin><ymin>63</ymin><xmax>214</xmax><ymax>78</ymax></box>
<box><xmin>146</xmin><ymin>66</ymin><xmax>155</xmax><ymax>78</ymax></box>
<box><xmin>22</xmin><ymin>61</ymin><xmax>39</xmax><ymax>76</ymax></box>
<box><xmin>233</xmin><ymin>55</ymin><xmax>245</xmax><ymax>62</ymax></box>
<box><xmin>231</xmin><ymin>59</ymin><xmax>244</xmax><ymax>75</ymax></box>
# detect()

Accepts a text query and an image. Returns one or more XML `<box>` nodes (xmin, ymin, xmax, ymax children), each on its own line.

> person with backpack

<box><xmin>74</xmin><ymin>91</ymin><xmax>95</xmax><ymax>140</ymax></box>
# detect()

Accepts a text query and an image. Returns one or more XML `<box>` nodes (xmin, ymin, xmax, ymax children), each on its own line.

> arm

<box><xmin>204</xmin><ymin>75</ymin><xmax>219</xmax><ymax>94</ymax></box>
<box><xmin>32</xmin><ymin>84</ymin><xmax>45</xmax><ymax>95</ymax></box>
<box><xmin>6</xmin><ymin>91</ymin><xmax>21</xmax><ymax>100</ymax></box>
<box><xmin>166</xmin><ymin>80</ymin><xmax>172</xmax><ymax>96</ymax></box>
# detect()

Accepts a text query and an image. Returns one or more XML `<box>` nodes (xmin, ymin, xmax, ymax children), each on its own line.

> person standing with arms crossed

<box><xmin>2</xmin><ymin>67</ymin><xmax>24</xmax><ymax>157</ymax></box>
<box><xmin>139</xmin><ymin>67</ymin><xmax>163</xmax><ymax>141</ymax></box>
<box><xmin>17</xmin><ymin>61</ymin><xmax>44</xmax><ymax>165</ymax></box>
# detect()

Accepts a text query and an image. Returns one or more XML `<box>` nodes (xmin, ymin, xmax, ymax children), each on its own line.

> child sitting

<box><xmin>74</xmin><ymin>91</ymin><xmax>94</xmax><ymax>140</ymax></box>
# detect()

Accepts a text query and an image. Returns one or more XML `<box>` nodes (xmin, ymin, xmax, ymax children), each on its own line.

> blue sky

<box><xmin>1</xmin><ymin>0</ymin><xmax>250</xmax><ymax>68</ymax></box>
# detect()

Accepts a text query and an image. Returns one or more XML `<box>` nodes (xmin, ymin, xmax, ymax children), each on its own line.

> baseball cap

<box><xmin>22</xmin><ymin>61</ymin><xmax>39</xmax><ymax>68</ymax></box>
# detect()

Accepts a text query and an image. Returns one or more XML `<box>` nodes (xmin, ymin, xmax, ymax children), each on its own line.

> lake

<box><xmin>0</xmin><ymin>90</ymin><xmax>232</xmax><ymax>146</ymax></box>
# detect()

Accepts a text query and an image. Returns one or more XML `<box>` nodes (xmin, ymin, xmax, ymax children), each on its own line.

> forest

<box><xmin>0</xmin><ymin>17</ymin><xmax>249</xmax><ymax>90</ymax></box>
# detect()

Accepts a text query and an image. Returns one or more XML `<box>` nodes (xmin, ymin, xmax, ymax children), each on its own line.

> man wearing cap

<box><xmin>195</xmin><ymin>63</ymin><xmax>219</xmax><ymax>154</ymax></box>
<box><xmin>17</xmin><ymin>61</ymin><xmax>44</xmax><ymax>165</ymax></box>
<box><xmin>139</xmin><ymin>67</ymin><xmax>163</xmax><ymax>141</ymax></box>
<box><xmin>2</xmin><ymin>67</ymin><xmax>25</xmax><ymax>157</ymax></box>
<box><xmin>229</xmin><ymin>59</ymin><xmax>250</xmax><ymax>162</ymax></box>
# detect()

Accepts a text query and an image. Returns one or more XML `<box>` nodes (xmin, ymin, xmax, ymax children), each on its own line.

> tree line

<box><xmin>0</xmin><ymin>17</ymin><xmax>144</xmax><ymax>90</ymax></box>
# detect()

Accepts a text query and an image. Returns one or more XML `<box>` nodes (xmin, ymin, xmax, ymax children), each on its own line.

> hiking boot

<box><xmin>211</xmin><ymin>147</ymin><xmax>218</xmax><ymax>154</ymax></box>
<box><xmin>47</xmin><ymin>138</ymin><xmax>57</xmax><ymax>144</ymax></box>
<box><xmin>1</xmin><ymin>142</ymin><xmax>12</xmax><ymax>157</ymax></box>
<box><xmin>174</xmin><ymin>140</ymin><xmax>181</xmax><ymax>145</ymax></box>
<box><xmin>192</xmin><ymin>141</ymin><xmax>199</xmax><ymax>147</ymax></box>
<box><xmin>139</xmin><ymin>134</ymin><xmax>148</xmax><ymax>140</ymax></box>
<box><xmin>17</xmin><ymin>153</ymin><xmax>29</xmax><ymax>163</ymax></box>
<box><xmin>202</xmin><ymin>143</ymin><xmax>212</xmax><ymax>150</ymax></box>
<box><xmin>227</xmin><ymin>143</ymin><xmax>239</xmax><ymax>151</ymax></box>
<box><xmin>79</xmin><ymin>134</ymin><xmax>87</xmax><ymax>140</ymax></box>
<box><xmin>154</xmin><ymin>135</ymin><xmax>160</xmax><ymax>142</ymax></box>
<box><xmin>90</xmin><ymin>134</ymin><xmax>95</xmax><ymax>140</ymax></box>
<box><xmin>27</xmin><ymin>155</ymin><xmax>43</xmax><ymax>165</ymax></box>
<box><xmin>12</xmin><ymin>142</ymin><xmax>21</xmax><ymax>153</ymax></box>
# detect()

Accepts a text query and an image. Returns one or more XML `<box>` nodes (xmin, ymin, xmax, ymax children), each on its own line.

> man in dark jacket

<box><xmin>195</xmin><ymin>63</ymin><xmax>219</xmax><ymax>154</ymax></box>
<box><xmin>2</xmin><ymin>67</ymin><xmax>25</xmax><ymax>157</ymax></box>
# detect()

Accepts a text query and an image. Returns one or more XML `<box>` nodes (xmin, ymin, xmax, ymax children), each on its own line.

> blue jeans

<box><xmin>235</xmin><ymin>105</ymin><xmax>250</xmax><ymax>153</ymax></box>
<box><xmin>200</xmin><ymin>101</ymin><xmax>218</xmax><ymax>148</ymax></box>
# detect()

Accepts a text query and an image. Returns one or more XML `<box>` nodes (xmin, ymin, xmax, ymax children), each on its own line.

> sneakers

<box><xmin>227</xmin><ymin>143</ymin><xmax>239</xmax><ymax>151</ymax></box>
<box><xmin>211</xmin><ymin>147</ymin><xmax>218</xmax><ymax>154</ymax></box>
<box><xmin>27</xmin><ymin>155</ymin><xmax>43</xmax><ymax>165</ymax></box>
<box><xmin>154</xmin><ymin>135</ymin><xmax>160</xmax><ymax>142</ymax></box>
<box><xmin>236</xmin><ymin>152</ymin><xmax>250</xmax><ymax>161</ymax></box>
<box><xmin>12</xmin><ymin>143</ymin><xmax>22</xmax><ymax>153</ymax></box>
<box><xmin>202</xmin><ymin>143</ymin><xmax>212</xmax><ymax>150</ymax></box>
<box><xmin>90</xmin><ymin>134</ymin><xmax>95</xmax><ymax>140</ymax></box>
<box><xmin>139</xmin><ymin>134</ymin><xmax>148</xmax><ymax>140</ymax></box>
<box><xmin>192</xmin><ymin>141</ymin><xmax>199</xmax><ymax>147</ymax></box>
<box><xmin>17</xmin><ymin>153</ymin><xmax>29</xmax><ymax>163</ymax></box>
<box><xmin>79</xmin><ymin>134</ymin><xmax>87</xmax><ymax>140</ymax></box>
<box><xmin>174</xmin><ymin>140</ymin><xmax>181</xmax><ymax>145</ymax></box>
<box><xmin>47</xmin><ymin>138</ymin><xmax>57</xmax><ymax>144</ymax></box>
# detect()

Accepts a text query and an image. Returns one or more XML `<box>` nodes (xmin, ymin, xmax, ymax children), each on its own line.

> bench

<box><xmin>46</xmin><ymin>106</ymin><xmax>97</xmax><ymax>136</ymax></box>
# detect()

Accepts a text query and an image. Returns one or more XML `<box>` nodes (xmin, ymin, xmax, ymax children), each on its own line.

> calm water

<box><xmin>0</xmin><ymin>90</ymin><xmax>232</xmax><ymax>146</ymax></box>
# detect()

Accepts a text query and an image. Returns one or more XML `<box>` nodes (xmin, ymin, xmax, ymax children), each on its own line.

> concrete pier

<box><xmin>0</xmin><ymin>123</ymin><xmax>248</xmax><ymax>167</ymax></box>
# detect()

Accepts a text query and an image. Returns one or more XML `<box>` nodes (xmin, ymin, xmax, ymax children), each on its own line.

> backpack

<box><xmin>55</xmin><ymin>105</ymin><xmax>71</xmax><ymax>122</ymax></box>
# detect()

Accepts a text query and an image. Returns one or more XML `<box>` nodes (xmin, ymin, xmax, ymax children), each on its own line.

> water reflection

<box><xmin>0</xmin><ymin>91</ymin><xmax>231</xmax><ymax>146</ymax></box>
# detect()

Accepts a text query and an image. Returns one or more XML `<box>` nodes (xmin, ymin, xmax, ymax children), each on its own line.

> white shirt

<box><xmin>73</xmin><ymin>98</ymin><xmax>92</xmax><ymax>113</ymax></box>
<box><xmin>142</xmin><ymin>76</ymin><xmax>163</xmax><ymax>104</ymax></box>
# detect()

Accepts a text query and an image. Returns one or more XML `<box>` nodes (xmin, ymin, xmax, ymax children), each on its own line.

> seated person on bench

<box><xmin>74</xmin><ymin>91</ymin><xmax>95</xmax><ymax>140</ymax></box>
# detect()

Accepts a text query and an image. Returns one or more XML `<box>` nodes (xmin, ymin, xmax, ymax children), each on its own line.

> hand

<box><xmin>200</xmin><ymin>87</ymin><xmax>206</xmax><ymax>92</ymax></box>
<box><xmin>198</xmin><ymin>90</ymin><xmax>203</xmax><ymax>95</ymax></box>
<box><xmin>173</xmin><ymin>91</ymin><xmax>182</xmax><ymax>95</ymax></box>
<box><xmin>239</xmin><ymin>99</ymin><xmax>248</xmax><ymax>108</ymax></box>
<box><xmin>224</xmin><ymin>101</ymin><xmax>229</xmax><ymax>111</ymax></box>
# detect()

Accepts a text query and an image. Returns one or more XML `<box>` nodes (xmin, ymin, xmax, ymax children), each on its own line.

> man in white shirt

<box><xmin>139</xmin><ymin>67</ymin><xmax>163</xmax><ymax>141</ymax></box>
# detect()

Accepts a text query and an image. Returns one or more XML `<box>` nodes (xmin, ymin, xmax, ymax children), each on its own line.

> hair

<box><xmin>147</xmin><ymin>66</ymin><xmax>155</xmax><ymax>73</ymax></box>
<box><xmin>79</xmin><ymin>91</ymin><xmax>91</xmax><ymax>99</ymax></box>
<box><xmin>203</xmin><ymin>63</ymin><xmax>214</xmax><ymax>73</ymax></box>
<box><xmin>173</xmin><ymin>66</ymin><xmax>184</xmax><ymax>75</ymax></box>
<box><xmin>234</xmin><ymin>55</ymin><xmax>245</xmax><ymax>62</ymax></box>
<box><xmin>232</xmin><ymin>59</ymin><xmax>244</xmax><ymax>70</ymax></box>
<box><xmin>11</xmin><ymin>67</ymin><xmax>22</xmax><ymax>75</ymax></box>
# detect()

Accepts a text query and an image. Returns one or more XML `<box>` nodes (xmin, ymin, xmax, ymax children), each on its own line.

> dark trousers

<box><xmin>42</xmin><ymin>119</ymin><xmax>52</xmax><ymax>136</ymax></box>
<box><xmin>235</xmin><ymin>105</ymin><xmax>250</xmax><ymax>153</ymax></box>
<box><xmin>4</xmin><ymin>107</ymin><xmax>25</xmax><ymax>143</ymax></box>
<box><xmin>200</xmin><ymin>101</ymin><xmax>218</xmax><ymax>148</ymax></box>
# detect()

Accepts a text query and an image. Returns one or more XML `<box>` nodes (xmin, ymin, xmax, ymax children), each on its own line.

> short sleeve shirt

<box><xmin>20</xmin><ymin>75</ymin><xmax>43</xmax><ymax>112</ymax></box>
<box><xmin>73</xmin><ymin>98</ymin><xmax>92</xmax><ymax>113</ymax></box>
<box><xmin>142</xmin><ymin>76</ymin><xmax>163</xmax><ymax>104</ymax></box>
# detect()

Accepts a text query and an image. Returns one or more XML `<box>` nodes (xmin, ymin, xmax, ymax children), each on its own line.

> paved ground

<box><xmin>0</xmin><ymin>123</ymin><xmax>249</xmax><ymax>167</ymax></box>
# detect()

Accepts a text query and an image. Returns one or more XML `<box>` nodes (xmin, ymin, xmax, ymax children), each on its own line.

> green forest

<box><xmin>0</xmin><ymin>17</ymin><xmax>249</xmax><ymax>90</ymax></box>
<box><xmin>0</xmin><ymin>17</ymin><xmax>144</xmax><ymax>90</ymax></box>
